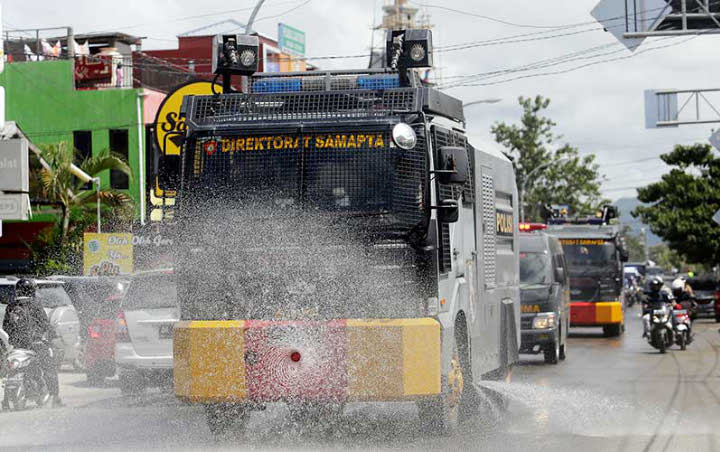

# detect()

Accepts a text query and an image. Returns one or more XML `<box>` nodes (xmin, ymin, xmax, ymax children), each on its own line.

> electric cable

<box><xmin>439</xmin><ymin>34</ymin><xmax>697</xmax><ymax>89</ymax></box>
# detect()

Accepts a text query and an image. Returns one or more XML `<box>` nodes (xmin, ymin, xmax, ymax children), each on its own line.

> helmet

<box><xmin>648</xmin><ymin>276</ymin><xmax>663</xmax><ymax>292</ymax></box>
<box><xmin>671</xmin><ymin>278</ymin><xmax>685</xmax><ymax>292</ymax></box>
<box><xmin>687</xmin><ymin>271</ymin><xmax>695</xmax><ymax>278</ymax></box>
<box><xmin>15</xmin><ymin>279</ymin><xmax>37</xmax><ymax>299</ymax></box>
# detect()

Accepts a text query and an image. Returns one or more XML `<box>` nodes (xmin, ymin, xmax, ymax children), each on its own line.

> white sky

<box><xmin>3</xmin><ymin>0</ymin><xmax>718</xmax><ymax>200</ymax></box>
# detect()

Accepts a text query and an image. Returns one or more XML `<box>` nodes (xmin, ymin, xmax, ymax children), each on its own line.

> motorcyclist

<box><xmin>2</xmin><ymin>279</ymin><xmax>63</xmax><ymax>407</ymax></box>
<box><xmin>671</xmin><ymin>277</ymin><xmax>697</xmax><ymax>317</ymax></box>
<box><xmin>642</xmin><ymin>276</ymin><xmax>671</xmax><ymax>338</ymax></box>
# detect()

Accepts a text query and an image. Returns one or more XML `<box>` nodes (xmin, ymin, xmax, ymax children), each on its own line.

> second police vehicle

<box><xmin>547</xmin><ymin>206</ymin><xmax>629</xmax><ymax>337</ymax></box>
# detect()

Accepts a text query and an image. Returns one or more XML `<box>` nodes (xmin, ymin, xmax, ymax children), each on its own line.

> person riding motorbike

<box><xmin>2</xmin><ymin>279</ymin><xmax>63</xmax><ymax>407</ymax></box>
<box><xmin>642</xmin><ymin>276</ymin><xmax>672</xmax><ymax>338</ymax></box>
<box><xmin>672</xmin><ymin>277</ymin><xmax>697</xmax><ymax>317</ymax></box>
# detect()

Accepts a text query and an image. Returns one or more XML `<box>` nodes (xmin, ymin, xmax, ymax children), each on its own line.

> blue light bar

<box><xmin>252</xmin><ymin>78</ymin><xmax>302</xmax><ymax>93</ymax></box>
<box><xmin>356</xmin><ymin>74</ymin><xmax>399</xmax><ymax>90</ymax></box>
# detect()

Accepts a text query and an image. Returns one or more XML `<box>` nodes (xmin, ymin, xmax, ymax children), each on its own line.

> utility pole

<box><xmin>245</xmin><ymin>0</ymin><xmax>266</xmax><ymax>34</ymax></box>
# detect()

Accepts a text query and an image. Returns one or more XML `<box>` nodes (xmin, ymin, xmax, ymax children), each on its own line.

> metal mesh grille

<box><xmin>187</xmin><ymin>89</ymin><xmax>419</xmax><ymax>125</ymax></box>
<box><xmin>439</xmin><ymin>222</ymin><xmax>452</xmax><ymax>273</ymax></box>
<box><xmin>183</xmin><ymin>127</ymin><xmax>427</xmax><ymax>234</ymax></box>
<box><xmin>482</xmin><ymin>173</ymin><xmax>496</xmax><ymax>285</ymax></box>
<box><xmin>520</xmin><ymin>316</ymin><xmax>533</xmax><ymax>330</ymax></box>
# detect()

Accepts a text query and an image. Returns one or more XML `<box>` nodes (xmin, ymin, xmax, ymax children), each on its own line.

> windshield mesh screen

<box><xmin>183</xmin><ymin>127</ymin><xmax>427</xmax><ymax>234</ymax></box>
<box><xmin>186</xmin><ymin>89</ymin><xmax>419</xmax><ymax>125</ymax></box>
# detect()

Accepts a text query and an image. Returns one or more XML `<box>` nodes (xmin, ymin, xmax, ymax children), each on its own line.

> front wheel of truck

<box><xmin>205</xmin><ymin>403</ymin><xmax>249</xmax><ymax>440</ymax></box>
<box><xmin>417</xmin><ymin>334</ymin><xmax>465</xmax><ymax>436</ymax></box>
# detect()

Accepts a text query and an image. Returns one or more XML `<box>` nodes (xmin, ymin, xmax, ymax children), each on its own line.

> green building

<box><xmin>0</xmin><ymin>33</ymin><xmax>170</xmax><ymax>272</ymax></box>
<box><xmin>0</xmin><ymin>59</ymin><xmax>148</xmax><ymax>218</ymax></box>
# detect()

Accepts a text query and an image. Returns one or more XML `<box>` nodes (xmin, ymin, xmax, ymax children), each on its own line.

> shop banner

<box><xmin>83</xmin><ymin>233</ymin><xmax>134</xmax><ymax>276</ymax></box>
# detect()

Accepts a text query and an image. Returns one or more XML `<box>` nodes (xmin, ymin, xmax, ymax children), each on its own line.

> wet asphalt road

<box><xmin>2</xmin><ymin>304</ymin><xmax>720</xmax><ymax>451</ymax></box>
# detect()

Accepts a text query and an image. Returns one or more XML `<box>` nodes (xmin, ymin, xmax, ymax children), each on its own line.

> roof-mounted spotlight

<box><xmin>385</xmin><ymin>29</ymin><xmax>433</xmax><ymax>70</ymax></box>
<box><xmin>212</xmin><ymin>34</ymin><xmax>259</xmax><ymax>77</ymax></box>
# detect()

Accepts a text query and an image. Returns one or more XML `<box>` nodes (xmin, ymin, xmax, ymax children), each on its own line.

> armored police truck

<box><xmin>158</xmin><ymin>30</ymin><xmax>520</xmax><ymax>436</ymax></box>
<box><xmin>547</xmin><ymin>206</ymin><xmax>628</xmax><ymax>337</ymax></box>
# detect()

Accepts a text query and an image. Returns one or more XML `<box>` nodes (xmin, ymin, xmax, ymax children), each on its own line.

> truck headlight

<box><xmin>392</xmin><ymin>123</ymin><xmax>416</xmax><ymax>150</ymax></box>
<box><xmin>532</xmin><ymin>312</ymin><xmax>556</xmax><ymax>329</ymax></box>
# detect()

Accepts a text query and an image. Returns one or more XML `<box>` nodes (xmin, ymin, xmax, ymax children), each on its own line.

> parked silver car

<box><xmin>115</xmin><ymin>270</ymin><xmax>177</xmax><ymax>394</ymax></box>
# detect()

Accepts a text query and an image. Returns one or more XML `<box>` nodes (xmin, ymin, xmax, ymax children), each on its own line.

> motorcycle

<box><xmin>673</xmin><ymin>307</ymin><xmax>692</xmax><ymax>351</ymax></box>
<box><xmin>645</xmin><ymin>303</ymin><xmax>674</xmax><ymax>353</ymax></box>
<box><xmin>2</xmin><ymin>340</ymin><xmax>51</xmax><ymax>411</ymax></box>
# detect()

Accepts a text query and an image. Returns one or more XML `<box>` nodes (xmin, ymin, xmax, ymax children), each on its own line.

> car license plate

<box><xmin>158</xmin><ymin>324</ymin><xmax>173</xmax><ymax>339</ymax></box>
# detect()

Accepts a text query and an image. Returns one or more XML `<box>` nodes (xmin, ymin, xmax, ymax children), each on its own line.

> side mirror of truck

<box><xmin>554</xmin><ymin>267</ymin><xmax>565</xmax><ymax>283</ymax></box>
<box><xmin>438</xmin><ymin>146</ymin><xmax>468</xmax><ymax>185</ymax></box>
<box><xmin>437</xmin><ymin>199</ymin><xmax>459</xmax><ymax>223</ymax></box>
<box><xmin>619</xmin><ymin>248</ymin><xmax>629</xmax><ymax>262</ymax></box>
<box><xmin>158</xmin><ymin>154</ymin><xmax>181</xmax><ymax>192</ymax></box>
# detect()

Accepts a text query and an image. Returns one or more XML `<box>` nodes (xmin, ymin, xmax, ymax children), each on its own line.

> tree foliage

<box><xmin>648</xmin><ymin>243</ymin><xmax>684</xmax><ymax>272</ymax></box>
<box><xmin>28</xmin><ymin>143</ymin><xmax>135</xmax><ymax>275</ymax></box>
<box><xmin>633</xmin><ymin>143</ymin><xmax>720</xmax><ymax>266</ymax></box>
<box><xmin>621</xmin><ymin>226</ymin><xmax>646</xmax><ymax>262</ymax></box>
<box><xmin>491</xmin><ymin>95</ymin><xmax>606</xmax><ymax>222</ymax></box>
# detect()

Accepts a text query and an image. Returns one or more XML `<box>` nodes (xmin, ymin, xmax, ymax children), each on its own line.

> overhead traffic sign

<box><xmin>591</xmin><ymin>0</ymin><xmax>668</xmax><ymax>51</ymax></box>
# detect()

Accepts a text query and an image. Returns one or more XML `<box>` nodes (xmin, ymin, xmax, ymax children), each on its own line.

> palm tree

<box><xmin>36</xmin><ymin>142</ymin><xmax>134</xmax><ymax>244</ymax></box>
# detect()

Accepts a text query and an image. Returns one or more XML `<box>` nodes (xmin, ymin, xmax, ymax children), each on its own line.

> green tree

<box><xmin>28</xmin><ymin>143</ymin><xmax>135</xmax><ymax>274</ymax></box>
<box><xmin>648</xmin><ymin>243</ymin><xmax>683</xmax><ymax>272</ymax></box>
<box><xmin>36</xmin><ymin>142</ymin><xmax>133</xmax><ymax>244</ymax></box>
<box><xmin>621</xmin><ymin>225</ymin><xmax>646</xmax><ymax>262</ymax></box>
<box><xmin>491</xmin><ymin>95</ymin><xmax>606</xmax><ymax>222</ymax></box>
<box><xmin>633</xmin><ymin>143</ymin><xmax>720</xmax><ymax>266</ymax></box>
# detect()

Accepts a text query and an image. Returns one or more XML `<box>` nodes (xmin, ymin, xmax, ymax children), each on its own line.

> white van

<box><xmin>115</xmin><ymin>270</ymin><xmax>177</xmax><ymax>394</ymax></box>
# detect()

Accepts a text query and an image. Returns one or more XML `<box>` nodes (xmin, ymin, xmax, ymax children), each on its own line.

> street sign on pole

<box><xmin>710</xmin><ymin>129</ymin><xmax>720</xmax><ymax>151</ymax></box>
<box><xmin>278</xmin><ymin>23</ymin><xmax>306</xmax><ymax>57</ymax></box>
<box><xmin>713</xmin><ymin>208</ymin><xmax>720</xmax><ymax>226</ymax></box>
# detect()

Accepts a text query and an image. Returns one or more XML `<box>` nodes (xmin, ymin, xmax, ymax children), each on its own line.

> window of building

<box><xmin>109</xmin><ymin>129</ymin><xmax>129</xmax><ymax>189</ymax></box>
<box><xmin>73</xmin><ymin>130</ymin><xmax>92</xmax><ymax>164</ymax></box>
<box><xmin>73</xmin><ymin>131</ymin><xmax>92</xmax><ymax>189</ymax></box>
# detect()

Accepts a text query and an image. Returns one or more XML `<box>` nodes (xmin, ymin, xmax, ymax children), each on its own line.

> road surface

<box><xmin>2</xmin><ymin>305</ymin><xmax>719</xmax><ymax>451</ymax></box>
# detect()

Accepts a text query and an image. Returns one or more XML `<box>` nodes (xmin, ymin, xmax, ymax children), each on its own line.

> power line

<box><xmin>84</xmin><ymin>0</ymin><xmax>303</xmax><ymax>33</ymax></box>
<box><xmin>441</xmin><ymin>35</ymin><xmax>698</xmax><ymax>89</ymax></box>
<box><xmin>602</xmin><ymin>156</ymin><xmax>664</xmax><ymax>168</ymax></box>
<box><xmin>414</xmin><ymin>0</ymin><xmax>676</xmax><ymax>31</ymax></box>
<box><xmin>413</xmin><ymin>2</ymin><xmax>598</xmax><ymax>29</ymax></box>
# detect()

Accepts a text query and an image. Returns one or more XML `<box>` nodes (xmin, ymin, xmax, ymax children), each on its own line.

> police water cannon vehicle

<box><xmin>546</xmin><ymin>205</ymin><xmax>629</xmax><ymax>337</ymax></box>
<box><xmin>156</xmin><ymin>29</ymin><xmax>521</xmax><ymax>436</ymax></box>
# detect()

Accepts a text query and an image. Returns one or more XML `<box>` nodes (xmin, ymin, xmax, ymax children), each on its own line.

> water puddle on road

<box><xmin>476</xmin><ymin>381</ymin><xmax>666</xmax><ymax>438</ymax></box>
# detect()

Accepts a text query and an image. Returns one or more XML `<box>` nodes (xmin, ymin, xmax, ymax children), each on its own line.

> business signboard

<box><xmin>278</xmin><ymin>23</ymin><xmax>306</xmax><ymax>57</ymax></box>
<box><xmin>83</xmin><ymin>233</ymin><xmax>134</xmax><ymax>276</ymax></box>
<box><xmin>0</xmin><ymin>194</ymin><xmax>30</xmax><ymax>220</ymax></box>
<box><xmin>0</xmin><ymin>138</ymin><xmax>29</xmax><ymax>193</ymax></box>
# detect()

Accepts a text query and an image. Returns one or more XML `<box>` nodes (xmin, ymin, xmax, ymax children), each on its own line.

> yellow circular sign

<box><xmin>154</xmin><ymin>81</ymin><xmax>219</xmax><ymax>156</ymax></box>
